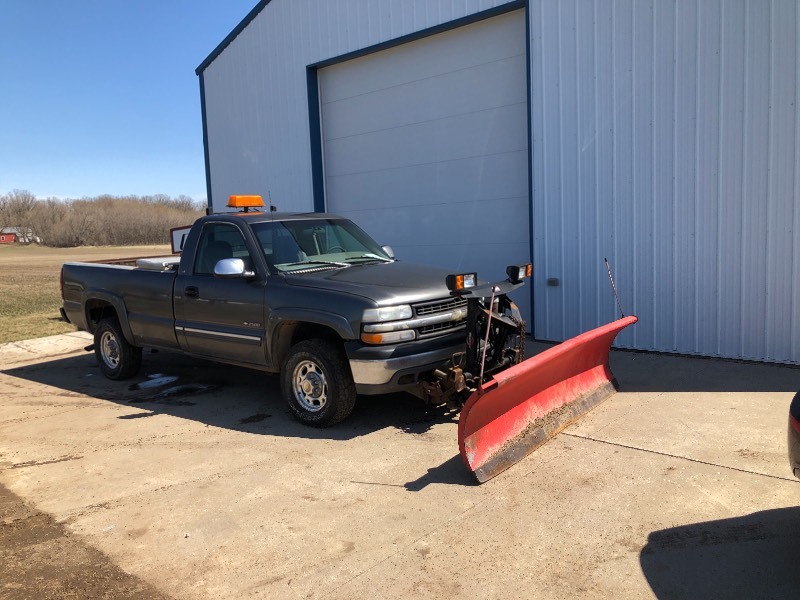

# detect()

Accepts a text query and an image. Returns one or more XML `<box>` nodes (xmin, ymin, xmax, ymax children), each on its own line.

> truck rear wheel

<box><xmin>281</xmin><ymin>339</ymin><xmax>356</xmax><ymax>427</ymax></box>
<box><xmin>94</xmin><ymin>318</ymin><xmax>142</xmax><ymax>380</ymax></box>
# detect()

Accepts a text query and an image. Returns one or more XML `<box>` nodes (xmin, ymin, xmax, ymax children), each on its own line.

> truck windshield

<box><xmin>251</xmin><ymin>219</ymin><xmax>392</xmax><ymax>272</ymax></box>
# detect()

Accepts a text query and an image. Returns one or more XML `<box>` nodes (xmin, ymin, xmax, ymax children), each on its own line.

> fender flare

<box><xmin>267</xmin><ymin>308</ymin><xmax>357</xmax><ymax>366</ymax></box>
<box><xmin>82</xmin><ymin>289</ymin><xmax>136</xmax><ymax>346</ymax></box>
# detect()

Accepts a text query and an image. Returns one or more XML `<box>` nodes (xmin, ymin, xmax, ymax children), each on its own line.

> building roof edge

<box><xmin>195</xmin><ymin>0</ymin><xmax>273</xmax><ymax>75</ymax></box>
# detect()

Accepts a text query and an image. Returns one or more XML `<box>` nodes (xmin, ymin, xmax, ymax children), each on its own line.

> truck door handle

<box><xmin>184</xmin><ymin>286</ymin><xmax>199</xmax><ymax>299</ymax></box>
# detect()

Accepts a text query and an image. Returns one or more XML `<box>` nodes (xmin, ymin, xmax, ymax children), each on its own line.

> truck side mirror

<box><xmin>381</xmin><ymin>245</ymin><xmax>395</xmax><ymax>259</ymax></box>
<box><xmin>214</xmin><ymin>258</ymin><xmax>255</xmax><ymax>279</ymax></box>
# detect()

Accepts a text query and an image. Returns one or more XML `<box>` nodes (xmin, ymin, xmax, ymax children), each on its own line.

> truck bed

<box><xmin>61</xmin><ymin>260</ymin><xmax>181</xmax><ymax>350</ymax></box>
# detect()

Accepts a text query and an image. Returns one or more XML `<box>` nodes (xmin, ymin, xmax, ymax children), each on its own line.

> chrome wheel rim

<box><xmin>100</xmin><ymin>331</ymin><xmax>121</xmax><ymax>370</ymax></box>
<box><xmin>292</xmin><ymin>360</ymin><xmax>328</xmax><ymax>412</ymax></box>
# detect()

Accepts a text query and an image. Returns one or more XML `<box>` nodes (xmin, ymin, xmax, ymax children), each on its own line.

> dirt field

<box><xmin>0</xmin><ymin>244</ymin><xmax>169</xmax><ymax>344</ymax></box>
<box><xmin>0</xmin><ymin>482</ymin><xmax>168</xmax><ymax>600</ymax></box>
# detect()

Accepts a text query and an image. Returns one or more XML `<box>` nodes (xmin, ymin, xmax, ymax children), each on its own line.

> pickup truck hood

<box><xmin>282</xmin><ymin>261</ymin><xmax>454</xmax><ymax>305</ymax></box>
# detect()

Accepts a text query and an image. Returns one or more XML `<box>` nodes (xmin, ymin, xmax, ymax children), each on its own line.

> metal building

<box><xmin>197</xmin><ymin>0</ymin><xmax>800</xmax><ymax>364</ymax></box>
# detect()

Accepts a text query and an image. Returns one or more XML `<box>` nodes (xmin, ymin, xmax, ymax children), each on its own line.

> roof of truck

<box><xmin>208</xmin><ymin>211</ymin><xmax>346</xmax><ymax>222</ymax></box>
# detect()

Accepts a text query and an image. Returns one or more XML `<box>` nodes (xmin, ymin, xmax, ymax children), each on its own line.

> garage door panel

<box><xmin>320</xmin><ymin>11</ymin><xmax>527</xmax><ymax>103</ymax></box>
<box><xmin>398</xmin><ymin>241</ymin><xmax>531</xmax><ymax>280</ymax></box>
<box><xmin>325</xmin><ymin>150</ymin><xmax>529</xmax><ymax>212</ymax></box>
<box><xmin>321</xmin><ymin>54</ymin><xmax>527</xmax><ymax>141</ymax></box>
<box><xmin>341</xmin><ymin>196</ymin><xmax>529</xmax><ymax>248</ymax></box>
<box><xmin>324</xmin><ymin>102</ymin><xmax>528</xmax><ymax>177</ymax></box>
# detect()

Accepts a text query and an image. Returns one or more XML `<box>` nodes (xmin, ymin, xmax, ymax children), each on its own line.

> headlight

<box><xmin>362</xmin><ymin>305</ymin><xmax>413</xmax><ymax>323</ymax></box>
<box><xmin>506</xmin><ymin>263</ymin><xmax>532</xmax><ymax>283</ymax></box>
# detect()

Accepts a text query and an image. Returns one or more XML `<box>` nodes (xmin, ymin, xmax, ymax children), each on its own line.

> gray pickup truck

<box><xmin>60</xmin><ymin>210</ymin><xmax>469</xmax><ymax>426</ymax></box>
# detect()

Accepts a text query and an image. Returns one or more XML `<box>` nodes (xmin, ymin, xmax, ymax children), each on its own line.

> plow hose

<box><xmin>458</xmin><ymin>315</ymin><xmax>638</xmax><ymax>483</ymax></box>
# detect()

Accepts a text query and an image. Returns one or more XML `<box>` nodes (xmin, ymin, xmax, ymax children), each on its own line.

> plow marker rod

<box><xmin>458</xmin><ymin>315</ymin><xmax>637</xmax><ymax>483</ymax></box>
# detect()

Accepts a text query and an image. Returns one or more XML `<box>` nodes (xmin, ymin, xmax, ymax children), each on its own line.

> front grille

<box><xmin>411</xmin><ymin>297</ymin><xmax>468</xmax><ymax>339</ymax></box>
<box><xmin>413</xmin><ymin>297</ymin><xmax>467</xmax><ymax>317</ymax></box>
<box><xmin>417</xmin><ymin>320</ymin><xmax>466</xmax><ymax>339</ymax></box>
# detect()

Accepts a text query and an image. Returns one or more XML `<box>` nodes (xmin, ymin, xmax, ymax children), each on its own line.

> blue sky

<box><xmin>0</xmin><ymin>1</ymin><xmax>257</xmax><ymax>201</ymax></box>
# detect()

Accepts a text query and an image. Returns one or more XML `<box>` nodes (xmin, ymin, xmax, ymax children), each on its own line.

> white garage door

<box><xmin>318</xmin><ymin>10</ymin><xmax>531</xmax><ymax>323</ymax></box>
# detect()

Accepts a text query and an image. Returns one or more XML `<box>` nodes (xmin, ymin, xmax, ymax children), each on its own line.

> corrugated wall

<box><xmin>201</xmin><ymin>0</ymin><xmax>518</xmax><ymax>214</ymax></box>
<box><xmin>530</xmin><ymin>0</ymin><xmax>800</xmax><ymax>363</ymax></box>
<box><xmin>203</xmin><ymin>0</ymin><xmax>800</xmax><ymax>363</ymax></box>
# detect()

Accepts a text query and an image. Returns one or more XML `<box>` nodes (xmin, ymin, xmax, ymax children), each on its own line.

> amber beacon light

<box><xmin>227</xmin><ymin>195</ymin><xmax>265</xmax><ymax>211</ymax></box>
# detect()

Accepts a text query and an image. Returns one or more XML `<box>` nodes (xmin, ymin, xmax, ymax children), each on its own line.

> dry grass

<box><xmin>0</xmin><ymin>244</ymin><xmax>170</xmax><ymax>344</ymax></box>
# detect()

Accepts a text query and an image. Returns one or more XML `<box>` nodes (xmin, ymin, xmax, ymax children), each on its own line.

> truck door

<box><xmin>174</xmin><ymin>222</ymin><xmax>267</xmax><ymax>366</ymax></box>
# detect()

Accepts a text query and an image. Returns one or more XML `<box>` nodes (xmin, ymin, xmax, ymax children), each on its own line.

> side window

<box><xmin>193</xmin><ymin>223</ymin><xmax>252</xmax><ymax>275</ymax></box>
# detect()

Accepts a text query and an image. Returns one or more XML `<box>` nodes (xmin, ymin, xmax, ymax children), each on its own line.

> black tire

<box><xmin>94</xmin><ymin>318</ymin><xmax>142</xmax><ymax>380</ymax></box>
<box><xmin>281</xmin><ymin>339</ymin><xmax>356</xmax><ymax>427</ymax></box>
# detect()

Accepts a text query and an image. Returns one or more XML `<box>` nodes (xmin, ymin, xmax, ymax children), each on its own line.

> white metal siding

<box><xmin>201</xmin><ymin>0</ymin><xmax>519</xmax><ymax>214</ymax></box>
<box><xmin>319</xmin><ymin>10</ymin><xmax>531</xmax><ymax>320</ymax></box>
<box><xmin>530</xmin><ymin>0</ymin><xmax>800</xmax><ymax>363</ymax></box>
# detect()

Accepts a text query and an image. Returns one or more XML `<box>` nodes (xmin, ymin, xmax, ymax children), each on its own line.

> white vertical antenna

<box><xmin>604</xmin><ymin>258</ymin><xmax>625</xmax><ymax>318</ymax></box>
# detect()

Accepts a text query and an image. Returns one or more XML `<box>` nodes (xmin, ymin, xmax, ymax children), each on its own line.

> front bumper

<box><xmin>345</xmin><ymin>332</ymin><xmax>464</xmax><ymax>395</ymax></box>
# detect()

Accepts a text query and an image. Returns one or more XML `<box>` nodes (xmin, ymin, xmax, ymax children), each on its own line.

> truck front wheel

<box><xmin>94</xmin><ymin>318</ymin><xmax>142</xmax><ymax>380</ymax></box>
<box><xmin>281</xmin><ymin>339</ymin><xmax>356</xmax><ymax>427</ymax></box>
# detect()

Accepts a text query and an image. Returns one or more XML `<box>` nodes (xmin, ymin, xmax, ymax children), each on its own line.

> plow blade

<box><xmin>458</xmin><ymin>315</ymin><xmax>637</xmax><ymax>483</ymax></box>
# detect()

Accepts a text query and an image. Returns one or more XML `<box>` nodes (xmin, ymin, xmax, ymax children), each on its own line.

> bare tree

<box><xmin>0</xmin><ymin>189</ymin><xmax>38</xmax><ymax>242</ymax></box>
<box><xmin>1</xmin><ymin>191</ymin><xmax>203</xmax><ymax>247</ymax></box>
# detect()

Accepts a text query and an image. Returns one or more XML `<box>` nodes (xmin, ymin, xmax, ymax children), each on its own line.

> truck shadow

<box><xmin>528</xmin><ymin>341</ymin><xmax>800</xmax><ymax>393</ymax></box>
<box><xmin>639</xmin><ymin>507</ymin><xmax>800</xmax><ymax>599</ymax></box>
<box><xmin>2</xmin><ymin>350</ymin><xmax>457</xmax><ymax>444</ymax></box>
<box><xmin>611</xmin><ymin>349</ymin><xmax>800</xmax><ymax>393</ymax></box>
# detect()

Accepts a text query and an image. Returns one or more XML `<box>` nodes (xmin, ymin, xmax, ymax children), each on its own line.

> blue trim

<box><xmin>308</xmin><ymin>1</ymin><xmax>526</xmax><ymax>70</ymax></box>
<box><xmin>199</xmin><ymin>73</ymin><xmax>213</xmax><ymax>210</ymax></box>
<box><xmin>524</xmin><ymin>1</ymin><xmax>535</xmax><ymax>337</ymax></box>
<box><xmin>307</xmin><ymin>66</ymin><xmax>325</xmax><ymax>212</ymax></box>
<box><xmin>196</xmin><ymin>0</ymin><xmax>273</xmax><ymax>74</ymax></box>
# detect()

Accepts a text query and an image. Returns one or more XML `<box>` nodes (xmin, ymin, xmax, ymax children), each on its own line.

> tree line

<box><xmin>0</xmin><ymin>189</ymin><xmax>204</xmax><ymax>247</ymax></box>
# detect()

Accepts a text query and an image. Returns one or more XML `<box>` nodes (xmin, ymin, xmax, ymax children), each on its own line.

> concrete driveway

<box><xmin>1</xmin><ymin>333</ymin><xmax>799</xmax><ymax>599</ymax></box>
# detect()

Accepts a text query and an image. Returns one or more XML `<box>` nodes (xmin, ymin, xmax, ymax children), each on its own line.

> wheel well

<box><xmin>85</xmin><ymin>300</ymin><xmax>118</xmax><ymax>333</ymax></box>
<box><xmin>272</xmin><ymin>321</ymin><xmax>342</xmax><ymax>368</ymax></box>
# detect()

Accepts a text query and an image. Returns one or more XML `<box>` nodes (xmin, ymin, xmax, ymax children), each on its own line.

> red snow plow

<box><xmin>420</xmin><ymin>265</ymin><xmax>637</xmax><ymax>483</ymax></box>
